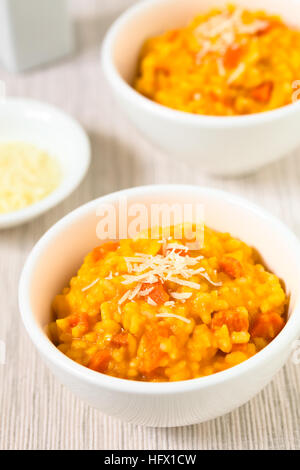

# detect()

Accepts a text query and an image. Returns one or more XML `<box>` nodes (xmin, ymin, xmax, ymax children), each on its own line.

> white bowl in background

<box><xmin>0</xmin><ymin>98</ymin><xmax>90</xmax><ymax>229</ymax></box>
<box><xmin>19</xmin><ymin>185</ymin><xmax>300</xmax><ymax>427</ymax></box>
<box><xmin>102</xmin><ymin>0</ymin><xmax>300</xmax><ymax>176</ymax></box>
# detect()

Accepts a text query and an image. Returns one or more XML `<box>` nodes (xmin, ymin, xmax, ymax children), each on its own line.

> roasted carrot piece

<box><xmin>92</xmin><ymin>242</ymin><xmax>119</xmax><ymax>262</ymax></box>
<box><xmin>209</xmin><ymin>91</ymin><xmax>220</xmax><ymax>102</ymax></box>
<box><xmin>212</xmin><ymin>309</ymin><xmax>249</xmax><ymax>333</ymax></box>
<box><xmin>223</xmin><ymin>44</ymin><xmax>244</xmax><ymax>69</ymax></box>
<box><xmin>111</xmin><ymin>332</ymin><xmax>129</xmax><ymax>347</ymax></box>
<box><xmin>251</xmin><ymin>313</ymin><xmax>284</xmax><ymax>339</ymax></box>
<box><xmin>166</xmin><ymin>30</ymin><xmax>179</xmax><ymax>41</ymax></box>
<box><xmin>68</xmin><ymin>312</ymin><xmax>89</xmax><ymax>329</ymax></box>
<box><xmin>89</xmin><ymin>350</ymin><xmax>111</xmax><ymax>373</ymax></box>
<box><xmin>251</xmin><ymin>81</ymin><xmax>273</xmax><ymax>103</ymax></box>
<box><xmin>231</xmin><ymin>343</ymin><xmax>248</xmax><ymax>353</ymax></box>
<box><xmin>154</xmin><ymin>65</ymin><xmax>170</xmax><ymax>76</ymax></box>
<box><xmin>219</xmin><ymin>256</ymin><xmax>243</xmax><ymax>278</ymax></box>
<box><xmin>68</xmin><ymin>313</ymin><xmax>89</xmax><ymax>337</ymax></box>
<box><xmin>140</xmin><ymin>281</ymin><xmax>169</xmax><ymax>304</ymax></box>
<box><xmin>138</xmin><ymin>324</ymin><xmax>170</xmax><ymax>374</ymax></box>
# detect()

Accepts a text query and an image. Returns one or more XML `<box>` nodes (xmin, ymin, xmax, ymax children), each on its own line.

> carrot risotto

<box><xmin>49</xmin><ymin>226</ymin><xmax>287</xmax><ymax>382</ymax></box>
<box><xmin>134</xmin><ymin>5</ymin><xmax>300</xmax><ymax>116</ymax></box>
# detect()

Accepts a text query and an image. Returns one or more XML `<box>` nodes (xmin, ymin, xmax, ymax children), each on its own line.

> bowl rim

<box><xmin>101</xmin><ymin>0</ymin><xmax>300</xmax><ymax>128</ymax></box>
<box><xmin>19</xmin><ymin>184</ymin><xmax>300</xmax><ymax>395</ymax></box>
<box><xmin>0</xmin><ymin>97</ymin><xmax>91</xmax><ymax>228</ymax></box>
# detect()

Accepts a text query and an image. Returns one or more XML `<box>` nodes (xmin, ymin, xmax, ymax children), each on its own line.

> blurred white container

<box><xmin>102</xmin><ymin>0</ymin><xmax>300</xmax><ymax>176</ymax></box>
<box><xmin>0</xmin><ymin>0</ymin><xmax>73</xmax><ymax>72</ymax></box>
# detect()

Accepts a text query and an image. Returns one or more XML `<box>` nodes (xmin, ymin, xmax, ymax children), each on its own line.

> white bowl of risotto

<box><xmin>0</xmin><ymin>98</ymin><xmax>90</xmax><ymax>229</ymax></box>
<box><xmin>102</xmin><ymin>0</ymin><xmax>300</xmax><ymax>176</ymax></box>
<box><xmin>19</xmin><ymin>185</ymin><xmax>300</xmax><ymax>427</ymax></box>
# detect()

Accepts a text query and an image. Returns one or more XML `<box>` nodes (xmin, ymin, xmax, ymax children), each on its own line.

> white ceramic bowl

<box><xmin>0</xmin><ymin>98</ymin><xmax>90</xmax><ymax>229</ymax></box>
<box><xmin>102</xmin><ymin>0</ymin><xmax>300</xmax><ymax>176</ymax></box>
<box><xmin>19</xmin><ymin>185</ymin><xmax>300</xmax><ymax>427</ymax></box>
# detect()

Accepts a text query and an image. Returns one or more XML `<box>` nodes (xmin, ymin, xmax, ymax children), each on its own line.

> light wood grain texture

<box><xmin>0</xmin><ymin>0</ymin><xmax>299</xmax><ymax>450</ymax></box>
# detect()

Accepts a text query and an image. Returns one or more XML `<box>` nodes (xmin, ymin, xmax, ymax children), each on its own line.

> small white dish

<box><xmin>0</xmin><ymin>98</ymin><xmax>90</xmax><ymax>229</ymax></box>
<box><xmin>19</xmin><ymin>185</ymin><xmax>300</xmax><ymax>427</ymax></box>
<box><xmin>102</xmin><ymin>0</ymin><xmax>300</xmax><ymax>176</ymax></box>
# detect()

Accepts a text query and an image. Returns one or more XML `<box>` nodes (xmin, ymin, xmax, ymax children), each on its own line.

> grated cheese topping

<box><xmin>82</xmin><ymin>278</ymin><xmax>100</xmax><ymax>292</ymax></box>
<box><xmin>165</xmin><ymin>243</ymin><xmax>188</xmax><ymax>251</ymax></box>
<box><xmin>0</xmin><ymin>142</ymin><xmax>61</xmax><ymax>214</ymax></box>
<box><xmin>167</xmin><ymin>276</ymin><xmax>201</xmax><ymax>289</ymax></box>
<box><xmin>118</xmin><ymin>290</ymin><xmax>132</xmax><ymax>305</ymax></box>
<box><xmin>139</xmin><ymin>286</ymin><xmax>154</xmax><ymax>297</ymax></box>
<box><xmin>227</xmin><ymin>62</ymin><xmax>246</xmax><ymax>84</ymax></box>
<box><xmin>164</xmin><ymin>301</ymin><xmax>176</xmax><ymax>307</ymax></box>
<box><xmin>170</xmin><ymin>292</ymin><xmax>193</xmax><ymax>300</ymax></box>
<box><xmin>123</xmin><ymin>249</ymin><xmax>205</xmax><ymax>287</ymax></box>
<box><xmin>117</xmin><ymin>245</ymin><xmax>222</xmax><ymax>307</ymax></box>
<box><xmin>194</xmin><ymin>6</ymin><xmax>269</xmax><ymax>68</ymax></box>
<box><xmin>156</xmin><ymin>313</ymin><xmax>191</xmax><ymax>324</ymax></box>
<box><xmin>123</xmin><ymin>250</ymin><xmax>205</xmax><ymax>284</ymax></box>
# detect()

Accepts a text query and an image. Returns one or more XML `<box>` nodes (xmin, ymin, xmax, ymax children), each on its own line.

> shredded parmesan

<box><xmin>122</xmin><ymin>273</ymin><xmax>158</xmax><ymax>285</ymax></box>
<box><xmin>227</xmin><ymin>62</ymin><xmax>246</xmax><ymax>84</ymax></box>
<box><xmin>238</xmin><ymin>19</ymin><xmax>269</xmax><ymax>35</ymax></box>
<box><xmin>0</xmin><ymin>142</ymin><xmax>61</xmax><ymax>214</ymax></box>
<box><xmin>139</xmin><ymin>286</ymin><xmax>154</xmax><ymax>297</ymax></box>
<box><xmin>156</xmin><ymin>313</ymin><xmax>191</xmax><ymax>324</ymax></box>
<box><xmin>117</xmin><ymin>241</ymin><xmax>222</xmax><ymax>307</ymax></box>
<box><xmin>124</xmin><ymin>250</ymin><xmax>203</xmax><ymax>283</ymax></box>
<box><xmin>118</xmin><ymin>290</ymin><xmax>131</xmax><ymax>305</ymax></box>
<box><xmin>186</xmin><ymin>242</ymin><xmax>203</xmax><ymax>251</ymax></box>
<box><xmin>164</xmin><ymin>301</ymin><xmax>175</xmax><ymax>306</ymax></box>
<box><xmin>217</xmin><ymin>57</ymin><xmax>226</xmax><ymax>76</ymax></box>
<box><xmin>194</xmin><ymin>6</ymin><xmax>269</xmax><ymax>67</ymax></box>
<box><xmin>128</xmin><ymin>283</ymin><xmax>142</xmax><ymax>300</ymax></box>
<box><xmin>197</xmin><ymin>272</ymin><xmax>222</xmax><ymax>287</ymax></box>
<box><xmin>122</xmin><ymin>246</ymin><xmax>221</xmax><ymax>291</ymax></box>
<box><xmin>82</xmin><ymin>278</ymin><xmax>100</xmax><ymax>292</ymax></box>
<box><xmin>167</xmin><ymin>277</ymin><xmax>200</xmax><ymax>289</ymax></box>
<box><xmin>170</xmin><ymin>292</ymin><xmax>193</xmax><ymax>300</ymax></box>
<box><xmin>166</xmin><ymin>243</ymin><xmax>188</xmax><ymax>251</ymax></box>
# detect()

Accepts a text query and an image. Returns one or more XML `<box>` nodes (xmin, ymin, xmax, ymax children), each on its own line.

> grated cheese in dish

<box><xmin>134</xmin><ymin>5</ymin><xmax>300</xmax><ymax>116</ymax></box>
<box><xmin>156</xmin><ymin>313</ymin><xmax>191</xmax><ymax>324</ymax></box>
<box><xmin>116</xmin><ymin>246</ymin><xmax>221</xmax><ymax>309</ymax></box>
<box><xmin>123</xmin><ymin>248</ymin><xmax>205</xmax><ymax>286</ymax></box>
<box><xmin>50</xmin><ymin>226</ymin><xmax>288</xmax><ymax>382</ymax></box>
<box><xmin>0</xmin><ymin>142</ymin><xmax>61</xmax><ymax>214</ymax></box>
<box><xmin>194</xmin><ymin>6</ymin><xmax>269</xmax><ymax>62</ymax></box>
<box><xmin>81</xmin><ymin>278</ymin><xmax>100</xmax><ymax>292</ymax></box>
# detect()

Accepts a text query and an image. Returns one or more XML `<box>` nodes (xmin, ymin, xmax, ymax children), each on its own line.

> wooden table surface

<box><xmin>0</xmin><ymin>0</ymin><xmax>299</xmax><ymax>450</ymax></box>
